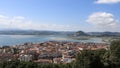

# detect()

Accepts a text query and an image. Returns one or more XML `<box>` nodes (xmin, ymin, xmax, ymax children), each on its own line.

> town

<box><xmin>0</xmin><ymin>41</ymin><xmax>109</xmax><ymax>64</ymax></box>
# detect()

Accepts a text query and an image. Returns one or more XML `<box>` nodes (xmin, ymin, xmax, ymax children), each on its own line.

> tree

<box><xmin>109</xmin><ymin>40</ymin><xmax>120</xmax><ymax>68</ymax></box>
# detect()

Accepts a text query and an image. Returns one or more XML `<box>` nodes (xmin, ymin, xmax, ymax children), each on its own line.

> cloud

<box><xmin>95</xmin><ymin>0</ymin><xmax>120</xmax><ymax>4</ymax></box>
<box><xmin>86</xmin><ymin>12</ymin><xmax>120</xmax><ymax>32</ymax></box>
<box><xmin>0</xmin><ymin>15</ymin><xmax>84</xmax><ymax>31</ymax></box>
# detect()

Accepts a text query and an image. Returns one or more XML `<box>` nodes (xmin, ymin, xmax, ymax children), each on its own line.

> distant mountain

<box><xmin>68</xmin><ymin>31</ymin><xmax>120</xmax><ymax>37</ymax></box>
<box><xmin>87</xmin><ymin>32</ymin><xmax>120</xmax><ymax>37</ymax></box>
<box><xmin>74</xmin><ymin>31</ymin><xmax>88</xmax><ymax>36</ymax></box>
<box><xmin>0</xmin><ymin>30</ymin><xmax>120</xmax><ymax>37</ymax></box>
<box><xmin>0</xmin><ymin>30</ymin><xmax>74</xmax><ymax>35</ymax></box>
<box><xmin>68</xmin><ymin>31</ymin><xmax>89</xmax><ymax>37</ymax></box>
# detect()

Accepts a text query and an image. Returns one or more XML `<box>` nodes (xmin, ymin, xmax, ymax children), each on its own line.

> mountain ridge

<box><xmin>0</xmin><ymin>30</ymin><xmax>120</xmax><ymax>37</ymax></box>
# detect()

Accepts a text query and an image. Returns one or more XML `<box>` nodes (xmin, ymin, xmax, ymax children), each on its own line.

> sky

<box><xmin>0</xmin><ymin>0</ymin><xmax>120</xmax><ymax>32</ymax></box>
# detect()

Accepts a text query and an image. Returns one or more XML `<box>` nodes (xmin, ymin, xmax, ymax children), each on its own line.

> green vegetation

<box><xmin>0</xmin><ymin>40</ymin><xmax>120</xmax><ymax>68</ymax></box>
<box><xmin>74</xmin><ymin>31</ymin><xmax>88</xmax><ymax>36</ymax></box>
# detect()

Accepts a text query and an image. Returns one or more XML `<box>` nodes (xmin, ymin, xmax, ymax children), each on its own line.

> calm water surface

<box><xmin>0</xmin><ymin>35</ymin><xmax>103</xmax><ymax>46</ymax></box>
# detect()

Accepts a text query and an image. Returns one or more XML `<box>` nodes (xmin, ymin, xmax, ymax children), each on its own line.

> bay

<box><xmin>0</xmin><ymin>35</ymin><xmax>103</xmax><ymax>46</ymax></box>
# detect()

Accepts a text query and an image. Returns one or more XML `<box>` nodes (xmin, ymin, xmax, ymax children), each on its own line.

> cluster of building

<box><xmin>0</xmin><ymin>41</ymin><xmax>109</xmax><ymax>64</ymax></box>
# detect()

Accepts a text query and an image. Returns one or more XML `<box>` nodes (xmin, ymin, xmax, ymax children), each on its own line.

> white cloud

<box><xmin>0</xmin><ymin>15</ymin><xmax>8</xmax><ymax>19</ymax></box>
<box><xmin>95</xmin><ymin>0</ymin><xmax>120</xmax><ymax>4</ymax></box>
<box><xmin>86</xmin><ymin>12</ymin><xmax>120</xmax><ymax>32</ymax></box>
<box><xmin>0</xmin><ymin>15</ymin><xmax>84</xmax><ymax>31</ymax></box>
